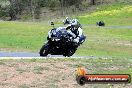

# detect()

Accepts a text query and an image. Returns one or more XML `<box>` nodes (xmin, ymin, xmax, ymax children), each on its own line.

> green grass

<box><xmin>76</xmin><ymin>4</ymin><xmax>132</xmax><ymax>58</ymax></box>
<box><xmin>0</xmin><ymin>21</ymin><xmax>132</xmax><ymax>58</ymax></box>
<box><xmin>76</xmin><ymin>26</ymin><xmax>132</xmax><ymax>58</ymax></box>
<box><xmin>0</xmin><ymin>21</ymin><xmax>51</xmax><ymax>52</ymax></box>
<box><xmin>33</xmin><ymin>66</ymin><xmax>44</xmax><ymax>74</ymax></box>
<box><xmin>18</xmin><ymin>84</ymin><xmax>29</xmax><ymax>88</ymax></box>
<box><xmin>16</xmin><ymin>68</ymin><xmax>28</xmax><ymax>73</ymax></box>
<box><xmin>0</xmin><ymin>4</ymin><xmax>132</xmax><ymax>58</ymax></box>
<box><xmin>78</xmin><ymin>5</ymin><xmax>132</xmax><ymax>26</ymax></box>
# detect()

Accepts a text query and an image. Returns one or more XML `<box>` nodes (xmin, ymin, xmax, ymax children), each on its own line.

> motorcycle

<box><xmin>39</xmin><ymin>22</ymin><xmax>86</xmax><ymax>57</ymax></box>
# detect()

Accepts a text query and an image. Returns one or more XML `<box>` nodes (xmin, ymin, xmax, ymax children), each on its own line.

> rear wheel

<box><xmin>39</xmin><ymin>43</ymin><xmax>49</xmax><ymax>56</ymax></box>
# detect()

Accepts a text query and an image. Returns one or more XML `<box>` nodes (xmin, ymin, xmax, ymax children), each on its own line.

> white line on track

<box><xmin>0</xmin><ymin>56</ymin><xmax>96</xmax><ymax>59</ymax></box>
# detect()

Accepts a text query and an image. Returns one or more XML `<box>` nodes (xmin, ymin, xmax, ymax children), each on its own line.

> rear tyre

<box><xmin>39</xmin><ymin>43</ymin><xmax>49</xmax><ymax>56</ymax></box>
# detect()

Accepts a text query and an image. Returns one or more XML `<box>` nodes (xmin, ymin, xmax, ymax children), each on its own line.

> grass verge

<box><xmin>0</xmin><ymin>21</ymin><xmax>132</xmax><ymax>58</ymax></box>
<box><xmin>0</xmin><ymin>58</ymin><xmax>131</xmax><ymax>88</ymax></box>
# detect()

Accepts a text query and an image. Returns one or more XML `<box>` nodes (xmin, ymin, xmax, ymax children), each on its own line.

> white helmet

<box><xmin>71</xmin><ymin>19</ymin><xmax>80</xmax><ymax>28</ymax></box>
<box><xmin>66</xmin><ymin>17</ymin><xmax>69</xmax><ymax>20</ymax></box>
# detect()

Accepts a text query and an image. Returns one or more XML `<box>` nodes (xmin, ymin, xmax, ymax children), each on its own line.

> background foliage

<box><xmin>0</xmin><ymin>0</ymin><xmax>131</xmax><ymax>21</ymax></box>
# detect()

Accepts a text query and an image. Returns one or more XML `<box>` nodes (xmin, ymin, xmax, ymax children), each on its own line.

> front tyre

<box><xmin>63</xmin><ymin>49</ymin><xmax>76</xmax><ymax>57</ymax></box>
<box><xmin>39</xmin><ymin>43</ymin><xmax>49</xmax><ymax>56</ymax></box>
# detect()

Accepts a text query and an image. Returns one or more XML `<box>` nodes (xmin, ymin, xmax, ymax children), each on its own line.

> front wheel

<box><xmin>63</xmin><ymin>48</ymin><xmax>76</xmax><ymax>57</ymax></box>
<box><xmin>39</xmin><ymin>43</ymin><xmax>49</xmax><ymax>56</ymax></box>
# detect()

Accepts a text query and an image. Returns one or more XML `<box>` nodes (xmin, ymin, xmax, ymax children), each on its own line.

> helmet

<box><xmin>71</xmin><ymin>19</ymin><xmax>80</xmax><ymax>28</ymax></box>
<box><xmin>66</xmin><ymin>17</ymin><xmax>69</xmax><ymax>20</ymax></box>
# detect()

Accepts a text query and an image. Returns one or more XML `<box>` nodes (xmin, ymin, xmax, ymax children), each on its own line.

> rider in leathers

<box><xmin>66</xmin><ymin>19</ymin><xmax>84</xmax><ymax>44</ymax></box>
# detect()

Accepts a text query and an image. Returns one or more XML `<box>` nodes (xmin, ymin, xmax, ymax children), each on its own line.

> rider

<box><xmin>66</xmin><ymin>19</ymin><xmax>85</xmax><ymax>44</ymax></box>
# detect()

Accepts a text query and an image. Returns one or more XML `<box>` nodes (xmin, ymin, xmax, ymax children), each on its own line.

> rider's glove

<box><xmin>73</xmin><ymin>37</ymin><xmax>79</xmax><ymax>43</ymax></box>
<box><xmin>70</xmin><ymin>37</ymin><xmax>73</xmax><ymax>40</ymax></box>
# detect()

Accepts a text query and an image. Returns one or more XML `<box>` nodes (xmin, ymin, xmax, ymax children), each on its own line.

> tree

<box><xmin>59</xmin><ymin>0</ymin><xmax>82</xmax><ymax>15</ymax></box>
<box><xmin>29</xmin><ymin>0</ymin><xmax>43</xmax><ymax>21</ymax></box>
<box><xmin>8</xmin><ymin>0</ymin><xmax>19</xmax><ymax>20</ymax></box>
<box><xmin>91</xmin><ymin>0</ymin><xmax>95</xmax><ymax>5</ymax></box>
<box><xmin>7</xmin><ymin>0</ymin><xmax>26</xmax><ymax>20</ymax></box>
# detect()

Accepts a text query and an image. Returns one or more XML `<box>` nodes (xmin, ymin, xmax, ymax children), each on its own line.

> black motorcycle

<box><xmin>39</xmin><ymin>22</ymin><xmax>86</xmax><ymax>57</ymax></box>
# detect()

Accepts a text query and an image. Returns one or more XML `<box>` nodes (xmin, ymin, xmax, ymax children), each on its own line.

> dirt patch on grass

<box><xmin>0</xmin><ymin>59</ymin><xmax>131</xmax><ymax>88</ymax></box>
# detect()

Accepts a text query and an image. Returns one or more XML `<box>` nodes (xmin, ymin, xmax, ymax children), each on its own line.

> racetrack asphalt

<box><xmin>0</xmin><ymin>51</ymin><xmax>103</xmax><ymax>59</ymax></box>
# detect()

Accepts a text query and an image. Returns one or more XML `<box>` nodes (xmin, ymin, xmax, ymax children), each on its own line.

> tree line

<box><xmin>0</xmin><ymin>0</ymin><xmax>117</xmax><ymax>21</ymax></box>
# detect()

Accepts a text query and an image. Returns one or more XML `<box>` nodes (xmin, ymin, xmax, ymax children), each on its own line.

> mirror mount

<box><xmin>51</xmin><ymin>22</ymin><xmax>55</xmax><ymax>29</ymax></box>
<box><xmin>51</xmin><ymin>22</ymin><xmax>54</xmax><ymax>25</ymax></box>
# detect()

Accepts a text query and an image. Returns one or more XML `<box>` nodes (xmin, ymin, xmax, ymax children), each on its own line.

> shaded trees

<box><xmin>0</xmin><ymin>0</ymin><xmax>119</xmax><ymax>21</ymax></box>
<box><xmin>59</xmin><ymin>0</ymin><xmax>82</xmax><ymax>15</ymax></box>
<box><xmin>91</xmin><ymin>0</ymin><xmax>96</xmax><ymax>5</ymax></box>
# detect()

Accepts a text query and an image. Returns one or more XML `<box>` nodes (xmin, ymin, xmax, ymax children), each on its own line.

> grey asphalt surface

<box><xmin>0</xmin><ymin>51</ymin><xmax>101</xmax><ymax>59</ymax></box>
<box><xmin>0</xmin><ymin>52</ymin><xmax>39</xmax><ymax>57</ymax></box>
<box><xmin>105</xmin><ymin>26</ymin><xmax>132</xmax><ymax>29</ymax></box>
<box><xmin>83</xmin><ymin>24</ymin><xmax>132</xmax><ymax>29</ymax></box>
